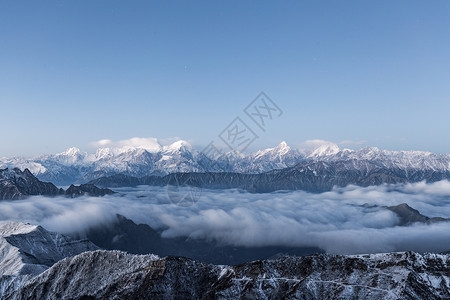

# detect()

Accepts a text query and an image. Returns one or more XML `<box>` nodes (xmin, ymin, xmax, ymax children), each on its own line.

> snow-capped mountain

<box><xmin>0</xmin><ymin>168</ymin><xmax>62</xmax><ymax>200</ymax></box>
<box><xmin>0</xmin><ymin>140</ymin><xmax>305</xmax><ymax>185</ymax></box>
<box><xmin>2</xmin><ymin>139</ymin><xmax>450</xmax><ymax>187</ymax></box>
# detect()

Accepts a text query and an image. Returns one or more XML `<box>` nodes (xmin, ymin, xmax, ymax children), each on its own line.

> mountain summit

<box><xmin>2</xmin><ymin>140</ymin><xmax>450</xmax><ymax>187</ymax></box>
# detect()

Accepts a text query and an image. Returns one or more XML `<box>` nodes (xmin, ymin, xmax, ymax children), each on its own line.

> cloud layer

<box><xmin>1</xmin><ymin>181</ymin><xmax>450</xmax><ymax>254</ymax></box>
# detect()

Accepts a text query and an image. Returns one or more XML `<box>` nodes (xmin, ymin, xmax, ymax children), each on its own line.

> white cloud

<box><xmin>91</xmin><ymin>137</ymin><xmax>162</xmax><ymax>153</ymax></box>
<box><xmin>1</xmin><ymin>181</ymin><xmax>450</xmax><ymax>254</ymax></box>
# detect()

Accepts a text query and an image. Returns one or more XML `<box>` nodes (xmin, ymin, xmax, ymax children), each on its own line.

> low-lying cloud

<box><xmin>1</xmin><ymin>181</ymin><xmax>450</xmax><ymax>255</ymax></box>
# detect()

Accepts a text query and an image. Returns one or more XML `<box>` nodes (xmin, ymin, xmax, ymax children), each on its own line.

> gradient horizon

<box><xmin>1</xmin><ymin>1</ymin><xmax>449</xmax><ymax>156</ymax></box>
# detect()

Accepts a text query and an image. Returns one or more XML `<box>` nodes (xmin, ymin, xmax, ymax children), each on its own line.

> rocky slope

<box><xmin>0</xmin><ymin>221</ymin><xmax>98</xmax><ymax>297</ymax></box>
<box><xmin>0</xmin><ymin>168</ymin><xmax>63</xmax><ymax>200</ymax></box>
<box><xmin>4</xmin><ymin>250</ymin><xmax>450</xmax><ymax>299</ymax></box>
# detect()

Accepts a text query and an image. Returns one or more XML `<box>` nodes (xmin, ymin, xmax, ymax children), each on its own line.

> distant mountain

<box><xmin>0</xmin><ymin>168</ymin><xmax>114</xmax><ymax>200</ymax></box>
<box><xmin>90</xmin><ymin>156</ymin><xmax>450</xmax><ymax>193</ymax></box>
<box><xmin>2</xmin><ymin>140</ymin><xmax>450</xmax><ymax>189</ymax></box>
<box><xmin>386</xmin><ymin>203</ymin><xmax>450</xmax><ymax>226</ymax></box>
<box><xmin>5</xmin><ymin>250</ymin><xmax>450</xmax><ymax>299</ymax></box>
<box><xmin>0</xmin><ymin>141</ymin><xmax>304</xmax><ymax>185</ymax></box>
<box><xmin>65</xmin><ymin>184</ymin><xmax>115</xmax><ymax>198</ymax></box>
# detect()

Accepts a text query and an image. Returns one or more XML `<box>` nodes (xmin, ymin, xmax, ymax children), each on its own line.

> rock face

<box><xmin>0</xmin><ymin>168</ymin><xmax>62</xmax><ymax>200</ymax></box>
<box><xmin>0</xmin><ymin>221</ymin><xmax>98</xmax><ymax>297</ymax></box>
<box><xmin>65</xmin><ymin>184</ymin><xmax>115</xmax><ymax>197</ymax></box>
<box><xmin>0</xmin><ymin>221</ymin><xmax>98</xmax><ymax>276</ymax></box>
<box><xmin>4</xmin><ymin>250</ymin><xmax>450</xmax><ymax>299</ymax></box>
<box><xmin>386</xmin><ymin>203</ymin><xmax>450</xmax><ymax>226</ymax></box>
<box><xmin>0</xmin><ymin>168</ymin><xmax>115</xmax><ymax>200</ymax></box>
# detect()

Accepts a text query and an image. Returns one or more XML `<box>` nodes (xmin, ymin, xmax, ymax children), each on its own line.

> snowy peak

<box><xmin>272</xmin><ymin>141</ymin><xmax>291</xmax><ymax>155</ymax></box>
<box><xmin>53</xmin><ymin>147</ymin><xmax>88</xmax><ymax>166</ymax></box>
<box><xmin>308</xmin><ymin>143</ymin><xmax>340</xmax><ymax>158</ymax></box>
<box><xmin>163</xmin><ymin>140</ymin><xmax>193</xmax><ymax>153</ymax></box>
<box><xmin>3</xmin><ymin>138</ymin><xmax>450</xmax><ymax>186</ymax></box>
<box><xmin>60</xmin><ymin>147</ymin><xmax>82</xmax><ymax>157</ymax></box>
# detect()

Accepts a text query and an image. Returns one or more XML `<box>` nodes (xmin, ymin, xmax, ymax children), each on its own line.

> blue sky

<box><xmin>1</xmin><ymin>1</ymin><xmax>449</xmax><ymax>156</ymax></box>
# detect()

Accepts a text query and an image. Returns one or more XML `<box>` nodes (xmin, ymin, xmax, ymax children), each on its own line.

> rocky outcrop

<box><xmin>65</xmin><ymin>184</ymin><xmax>115</xmax><ymax>197</ymax></box>
<box><xmin>0</xmin><ymin>168</ymin><xmax>63</xmax><ymax>200</ymax></box>
<box><xmin>387</xmin><ymin>203</ymin><xmax>450</xmax><ymax>226</ymax></box>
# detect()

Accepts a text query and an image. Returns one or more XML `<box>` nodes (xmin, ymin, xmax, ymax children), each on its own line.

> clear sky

<box><xmin>1</xmin><ymin>1</ymin><xmax>450</xmax><ymax>157</ymax></box>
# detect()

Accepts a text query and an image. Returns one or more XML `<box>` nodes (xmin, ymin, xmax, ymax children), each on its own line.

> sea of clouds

<box><xmin>1</xmin><ymin>180</ymin><xmax>450</xmax><ymax>254</ymax></box>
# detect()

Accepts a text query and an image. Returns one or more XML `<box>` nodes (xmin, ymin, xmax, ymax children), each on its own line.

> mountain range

<box><xmin>2</xmin><ymin>140</ymin><xmax>450</xmax><ymax>190</ymax></box>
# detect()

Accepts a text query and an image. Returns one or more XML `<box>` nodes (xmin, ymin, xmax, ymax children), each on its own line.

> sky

<box><xmin>1</xmin><ymin>1</ymin><xmax>450</xmax><ymax>157</ymax></box>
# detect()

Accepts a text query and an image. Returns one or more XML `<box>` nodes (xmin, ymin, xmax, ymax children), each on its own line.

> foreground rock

<box><xmin>4</xmin><ymin>250</ymin><xmax>450</xmax><ymax>299</ymax></box>
<box><xmin>0</xmin><ymin>221</ymin><xmax>98</xmax><ymax>296</ymax></box>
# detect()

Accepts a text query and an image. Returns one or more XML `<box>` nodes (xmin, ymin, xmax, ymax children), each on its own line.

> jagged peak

<box><xmin>163</xmin><ymin>140</ymin><xmax>193</xmax><ymax>152</ymax></box>
<box><xmin>308</xmin><ymin>143</ymin><xmax>340</xmax><ymax>158</ymax></box>
<box><xmin>60</xmin><ymin>147</ymin><xmax>82</xmax><ymax>157</ymax></box>
<box><xmin>253</xmin><ymin>141</ymin><xmax>292</xmax><ymax>158</ymax></box>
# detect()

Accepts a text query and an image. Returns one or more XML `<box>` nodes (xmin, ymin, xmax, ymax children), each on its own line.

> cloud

<box><xmin>297</xmin><ymin>139</ymin><xmax>337</xmax><ymax>151</ymax></box>
<box><xmin>1</xmin><ymin>181</ymin><xmax>450</xmax><ymax>255</ymax></box>
<box><xmin>91</xmin><ymin>137</ymin><xmax>162</xmax><ymax>152</ymax></box>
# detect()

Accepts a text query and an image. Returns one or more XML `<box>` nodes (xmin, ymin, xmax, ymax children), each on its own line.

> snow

<box><xmin>308</xmin><ymin>143</ymin><xmax>340</xmax><ymax>158</ymax></box>
<box><xmin>0</xmin><ymin>221</ymin><xmax>98</xmax><ymax>277</ymax></box>
<box><xmin>2</xmin><ymin>139</ymin><xmax>450</xmax><ymax>185</ymax></box>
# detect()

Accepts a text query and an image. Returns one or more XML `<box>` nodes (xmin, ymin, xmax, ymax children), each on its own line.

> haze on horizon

<box><xmin>1</xmin><ymin>1</ymin><xmax>449</xmax><ymax>157</ymax></box>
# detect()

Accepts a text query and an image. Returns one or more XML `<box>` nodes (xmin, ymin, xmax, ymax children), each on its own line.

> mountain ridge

<box><xmin>2</xmin><ymin>140</ymin><xmax>450</xmax><ymax>188</ymax></box>
<box><xmin>4</xmin><ymin>250</ymin><xmax>450</xmax><ymax>299</ymax></box>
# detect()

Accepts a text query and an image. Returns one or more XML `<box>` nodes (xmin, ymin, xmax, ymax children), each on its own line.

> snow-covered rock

<box><xmin>3</xmin><ymin>250</ymin><xmax>450</xmax><ymax>299</ymax></box>
<box><xmin>2</xmin><ymin>140</ymin><xmax>450</xmax><ymax>187</ymax></box>
<box><xmin>0</xmin><ymin>221</ymin><xmax>98</xmax><ymax>298</ymax></box>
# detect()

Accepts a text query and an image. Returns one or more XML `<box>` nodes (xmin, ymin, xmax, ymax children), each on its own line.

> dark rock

<box><xmin>386</xmin><ymin>203</ymin><xmax>450</xmax><ymax>226</ymax></box>
<box><xmin>65</xmin><ymin>184</ymin><xmax>115</xmax><ymax>197</ymax></box>
<box><xmin>89</xmin><ymin>159</ymin><xmax>450</xmax><ymax>193</ymax></box>
<box><xmin>0</xmin><ymin>168</ymin><xmax>62</xmax><ymax>200</ymax></box>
